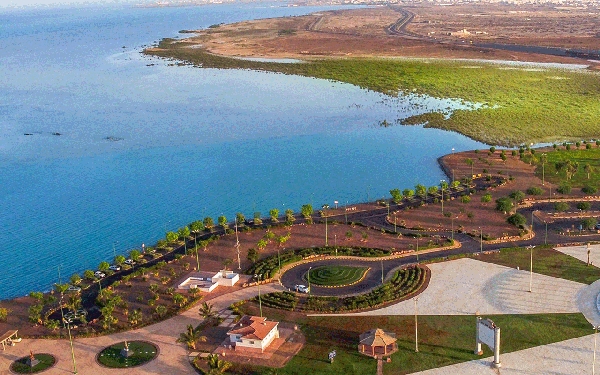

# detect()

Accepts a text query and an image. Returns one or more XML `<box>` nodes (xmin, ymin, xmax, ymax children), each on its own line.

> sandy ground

<box><xmin>412</xmin><ymin>334</ymin><xmax>598</xmax><ymax>375</ymax></box>
<box><xmin>313</xmin><ymin>258</ymin><xmax>586</xmax><ymax>316</ymax></box>
<box><xmin>0</xmin><ymin>284</ymin><xmax>284</xmax><ymax>375</ymax></box>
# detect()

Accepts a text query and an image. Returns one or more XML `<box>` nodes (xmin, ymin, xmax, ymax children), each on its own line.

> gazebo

<box><xmin>358</xmin><ymin>328</ymin><xmax>398</xmax><ymax>357</ymax></box>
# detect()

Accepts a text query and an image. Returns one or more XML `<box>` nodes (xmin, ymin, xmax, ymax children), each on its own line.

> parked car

<box><xmin>294</xmin><ymin>284</ymin><xmax>310</xmax><ymax>293</ymax></box>
<box><xmin>124</xmin><ymin>259</ymin><xmax>135</xmax><ymax>266</ymax></box>
<box><xmin>595</xmin><ymin>223</ymin><xmax>600</xmax><ymax>230</ymax></box>
<box><xmin>109</xmin><ymin>265</ymin><xmax>121</xmax><ymax>271</ymax></box>
<box><xmin>94</xmin><ymin>271</ymin><xmax>106</xmax><ymax>278</ymax></box>
<box><xmin>66</xmin><ymin>285</ymin><xmax>81</xmax><ymax>293</ymax></box>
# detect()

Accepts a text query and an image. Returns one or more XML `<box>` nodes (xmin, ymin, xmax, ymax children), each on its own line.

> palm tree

<box><xmin>177</xmin><ymin>324</ymin><xmax>206</xmax><ymax>350</ymax></box>
<box><xmin>199</xmin><ymin>302</ymin><xmax>217</xmax><ymax>321</ymax></box>
<box><xmin>128</xmin><ymin>309</ymin><xmax>143</xmax><ymax>325</ymax></box>
<box><xmin>584</xmin><ymin>163</ymin><xmax>594</xmax><ymax>179</ymax></box>
<box><xmin>206</xmin><ymin>354</ymin><xmax>232</xmax><ymax>374</ymax></box>
<box><xmin>465</xmin><ymin>158</ymin><xmax>474</xmax><ymax>176</ymax></box>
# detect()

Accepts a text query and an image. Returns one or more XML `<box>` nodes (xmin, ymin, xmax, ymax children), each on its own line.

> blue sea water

<box><xmin>0</xmin><ymin>2</ymin><xmax>486</xmax><ymax>300</ymax></box>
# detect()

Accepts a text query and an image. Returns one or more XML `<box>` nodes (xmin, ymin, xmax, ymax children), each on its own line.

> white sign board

<box><xmin>478</xmin><ymin>319</ymin><xmax>496</xmax><ymax>348</ymax></box>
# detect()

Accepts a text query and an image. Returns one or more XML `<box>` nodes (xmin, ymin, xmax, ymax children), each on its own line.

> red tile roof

<box><xmin>227</xmin><ymin>316</ymin><xmax>278</xmax><ymax>340</ymax></box>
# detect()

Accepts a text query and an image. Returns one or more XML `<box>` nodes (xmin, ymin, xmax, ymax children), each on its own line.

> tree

<box><xmin>427</xmin><ymin>186</ymin><xmax>438</xmax><ymax>196</ymax></box>
<box><xmin>166</xmin><ymin>231</ymin><xmax>178</xmax><ymax>243</ymax></box>
<box><xmin>0</xmin><ymin>307</ymin><xmax>9</xmax><ymax>322</ymax></box>
<box><xmin>203</xmin><ymin>217</ymin><xmax>215</xmax><ymax>230</ymax></box>
<box><xmin>128</xmin><ymin>309</ymin><xmax>143</xmax><ymax>325</ymax></box>
<box><xmin>178</xmin><ymin>226</ymin><xmax>191</xmax><ymax>240</ymax></box>
<box><xmin>346</xmin><ymin>231</ymin><xmax>353</xmax><ymax>240</ymax></box>
<box><xmin>584</xmin><ymin>164</ymin><xmax>594</xmax><ymax>179</ymax></box>
<box><xmin>277</xmin><ymin>233</ymin><xmax>290</xmax><ymax>247</ymax></box>
<box><xmin>84</xmin><ymin>270</ymin><xmax>95</xmax><ymax>280</ymax></box>
<box><xmin>28</xmin><ymin>304</ymin><xmax>43</xmax><ymax>324</ymax></box>
<box><xmin>114</xmin><ymin>255</ymin><xmax>126</xmax><ymax>266</ymax></box>
<box><xmin>495</xmin><ymin>197</ymin><xmax>514</xmax><ymax>214</ymax></box>
<box><xmin>582</xmin><ymin>217</ymin><xmax>598</xmax><ymax>230</ymax></box>
<box><xmin>129</xmin><ymin>249</ymin><xmax>141</xmax><ymax>262</ymax></box>
<box><xmin>461</xmin><ymin>195</ymin><xmax>471</xmax><ymax>204</ymax></box>
<box><xmin>301</xmin><ymin>204</ymin><xmax>313</xmax><ymax>219</ymax></box>
<box><xmin>269</xmin><ymin>209</ymin><xmax>280</xmax><ymax>223</ymax></box>
<box><xmin>253</xmin><ymin>212</ymin><xmax>263</xmax><ymax>225</ymax></box>
<box><xmin>390</xmin><ymin>188</ymin><xmax>402</xmax><ymax>203</ymax></box>
<box><xmin>526</xmin><ymin>187</ymin><xmax>543</xmax><ymax>195</ymax></box>
<box><xmin>199</xmin><ymin>302</ymin><xmax>216</xmax><ymax>321</ymax></box>
<box><xmin>218</xmin><ymin>215</ymin><xmax>228</xmax><ymax>229</ymax></box>
<box><xmin>70</xmin><ymin>273</ymin><xmax>82</xmax><ymax>285</ymax></box>
<box><xmin>481</xmin><ymin>193</ymin><xmax>492</xmax><ymax>203</ymax></box>
<box><xmin>465</xmin><ymin>158</ymin><xmax>474</xmax><ymax>176</ymax></box>
<box><xmin>177</xmin><ymin>324</ymin><xmax>206</xmax><ymax>350</ymax></box>
<box><xmin>507</xmin><ymin>213</ymin><xmax>526</xmax><ymax>227</ymax></box>
<box><xmin>247</xmin><ymin>248</ymin><xmax>259</xmax><ymax>263</ymax></box>
<box><xmin>235</xmin><ymin>213</ymin><xmax>245</xmax><ymax>225</ymax></box>
<box><xmin>54</xmin><ymin>283</ymin><xmax>69</xmax><ymax>295</ymax></box>
<box><xmin>190</xmin><ymin>220</ymin><xmax>205</xmax><ymax>234</ymax></box>
<box><xmin>199</xmin><ymin>240</ymin><xmax>209</xmax><ymax>252</ymax></box>
<box><xmin>489</xmin><ymin>146</ymin><xmax>496</xmax><ymax>154</ymax></box>
<box><xmin>555</xmin><ymin>160</ymin><xmax>579</xmax><ymax>180</ymax></box>
<box><xmin>583</xmin><ymin>185</ymin><xmax>598</xmax><ymax>194</ymax></box>
<box><xmin>98</xmin><ymin>261</ymin><xmax>110</xmax><ymax>272</ymax></box>
<box><xmin>206</xmin><ymin>354</ymin><xmax>232</xmax><ymax>375</ymax></box>
<box><xmin>577</xmin><ymin>202</ymin><xmax>591</xmax><ymax>211</ymax></box>
<box><xmin>285</xmin><ymin>209</ymin><xmax>295</xmax><ymax>225</ymax></box>
<box><xmin>402</xmin><ymin>189</ymin><xmax>415</xmax><ymax>199</ymax></box>
<box><xmin>173</xmin><ymin>293</ymin><xmax>187</xmax><ymax>307</ymax></box>
<box><xmin>155</xmin><ymin>305</ymin><xmax>168</xmax><ymax>318</ymax></box>
<box><xmin>223</xmin><ymin>258</ymin><xmax>233</xmax><ymax>271</ymax></box>
<box><xmin>509</xmin><ymin>190</ymin><xmax>525</xmax><ymax>203</ymax></box>
<box><xmin>554</xmin><ymin>202</ymin><xmax>570</xmax><ymax>212</ymax></box>
<box><xmin>257</xmin><ymin>238</ymin><xmax>268</xmax><ymax>251</ymax></box>
<box><xmin>66</xmin><ymin>294</ymin><xmax>82</xmax><ymax>312</ymax></box>
<box><xmin>415</xmin><ymin>184</ymin><xmax>426</xmax><ymax>199</ymax></box>
<box><xmin>557</xmin><ymin>182</ymin><xmax>572</xmax><ymax>194</ymax></box>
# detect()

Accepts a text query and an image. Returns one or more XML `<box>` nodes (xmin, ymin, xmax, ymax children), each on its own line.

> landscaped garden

<box><xmin>96</xmin><ymin>340</ymin><xmax>158</xmax><ymax>368</ymax></box>
<box><xmin>305</xmin><ymin>265</ymin><xmax>370</xmax><ymax>287</ymax></box>
<box><xmin>10</xmin><ymin>353</ymin><xmax>56</xmax><ymax>374</ymax></box>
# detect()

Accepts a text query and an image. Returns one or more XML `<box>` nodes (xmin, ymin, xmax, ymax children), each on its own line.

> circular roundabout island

<box><xmin>305</xmin><ymin>265</ymin><xmax>370</xmax><ymax>287</ymax></box>
<box><xmin>10</xmin><ymin>353</ymin><xmax>56</xmax><ymax>374</ymax></box>
<box><xmin>97</xmin><ymin>340</ymin><xmax>159</xmax><ymax>368</ymax></box>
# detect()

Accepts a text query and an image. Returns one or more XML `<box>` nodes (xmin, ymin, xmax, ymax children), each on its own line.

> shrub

<box><xmin>581</xmin><ymin>217</ymin><xmax>597</xmax><ymax>230</ymax></box>
<box><xmin>481</xmin><ymin>193</ymin><xmax>492</xmax><ymax>203</ymax></box>
<box><xmin>557</xmin><ymin>182</ymin><xmax>572</xmax><ymax>194</ymax></box>
<box><xmin>461</xmin><ymin>195</ymin><xmax>471</xmax><ymax>204</ymax></box>
<box><xmin>507</xmin><ymin>213</ymin><xmax>527</xmax><ymax>227</ymax></box>
<box><xmin>526</xmin><ymin>187</ymin><xmax>543</xmax><ymax>195</ymax></box>
<box><xmin>0</xmin><ymin>307</ymin><xmax>9</xmax><ymax>322</ymax></box>
<box><xmin>582</xmin><ymin>185</ymin><xmax>598</xmax><ymax>194</ymax></box>
<box><xmin>496</xmin><ymin>197</ymin><xmax>514</xmax><ymax>213</ymax></box>
<box><xmin>577</xmin><ymin>202</ymin><xmax>591</xmax><ymax>211</ymax></box>
<box><xmin>554</xmin><ymin>202</ymin><xmax>570</xmax><ymax>212</ymax></box>
<box><xmin>509</xmin><ymin>190</ymin><xmax>525</xmax><ymax>202</ymax></box>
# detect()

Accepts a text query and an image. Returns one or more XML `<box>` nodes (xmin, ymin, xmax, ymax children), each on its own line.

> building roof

<box><xmin>359</xmin><ymin>328</ymin><xmax>397</xmax><ymax>347</ymax></box>
<box><xmin>227</xmin><ymin>316</ymin><xmax>278</xmax><ymax>341</ymax></box>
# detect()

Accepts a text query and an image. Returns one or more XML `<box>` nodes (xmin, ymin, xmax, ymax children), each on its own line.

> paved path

<box><xmin>0</xmin><ymin>284</ymin><xmax>284</xmax><ymax>375</ymax></box>
<box><xmin>413</xmin><ymin>334</ymin><xmax>597</xmax><ymax>375</ymax></box>
<box><xmin>311</xmin><ymin>258</ymin><xmax>586</xmax><ymax>316</ymax></box>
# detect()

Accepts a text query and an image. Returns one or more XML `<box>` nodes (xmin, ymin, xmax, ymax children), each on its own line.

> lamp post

<box><xmin>323</xmin><ymin>204</ymin><xmax>329</xmax><ymax>246</ymax></box>
<box><xmin>308</xmin><ymin>267</ymin><xmax>312</xmax><ymax>296</ymax></box>
<box><xmin>255</xmin><ymin>274</ymin><xmax>263</xmax><ymax>318</ymax></box>
<box><xmin>381</xmin><ymin>260</ymin><xmax>384</xmax><ymax>284</ymax></box>
<box><xmin>528</xmin><ymin>245</ymin><xmax>534</xmax><ymax>293</ymax></box>
<box><xmin>544</xmin><ymin>221</ymin><xmax>548</xmax><ymax>245</ymax></box>
<box><xmin>345</xmin><ymin>200</ymin><xmax>349</xmax><ymax>225</ymax></box>
<box><xmin>65</xmin><ymin>319</ymin><xmax>77</xmax><ymax>374</ymax></box>
<box><xmin>416</xmin><ymin>237</ymin><xmax>419</xmax><ymax>263</ymax></box>
<box><xmin>440</xmin><ymin>180</ymin><xmax>446</xmax><ymax>213</ymax></box>
<box><xmin>541</xmin><ymin>153</ymin><xmax>546</xmax><ymax>186</ymax></box>
<box><xmin>479</xmin><ymin>227</ymin><xmax>483</xmax><ymax>253</ymax></box>
<box><xmin>531</xmin><ymin>210</ymin><xmax>535</xmax><ymax>232</ymax></box>
<box><xmin>414</xmin><ymin>297</ymin><xmax>419</xmax><ymax>352</ymax></box>
<box><xmin>277</xmin><ymin>247</ymin><xmax>281</xmax><ymax>277</ymax></box>
<box><xmin>334</xmin><ymin>235</ymin><xmax>337</xmax><ymax>256</ymax></box>
<box><xmin>594</xmin><ymin>325</ymin><xmax>600</xmax><ymax>375</ymax></box>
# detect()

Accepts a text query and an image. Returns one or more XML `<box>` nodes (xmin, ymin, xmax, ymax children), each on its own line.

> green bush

<box><xmin>582</xmin><ymin>185</ymin><xmax>598</xmax><ymax>194</ymax></box>
<box><xmin>507</xmin><ymin>213</ymin><xmax>527</xmax><ymax>227</ymax></box>
<box><xmin>582</xmin><ymin>217</ymin><xmax>598</xmax><ymax>230</ymax></box>
<box><xmin>577</xmin><ymin>202</ymin><xmax>591</xmax><ymax>211</ymax></box>
<box><xmin>554</xmin><ymin>202</ymin><xmax>570</xmax><ymax>212</ymax></box>
<box><xmin>558</xmin><ymin>182</ymin><xmax>572</xmax><ymax>194</ymax></box>
<box><xmin>526</xmin><ymin>187</ymin><xmax>543</xmax><ymax>195</ymax></box>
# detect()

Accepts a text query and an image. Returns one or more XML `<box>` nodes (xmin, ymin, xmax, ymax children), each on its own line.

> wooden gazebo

<box><xmin>358</xmin><ymin>328</ymin><xmax>397</xmax><ymax>357</ymax></box>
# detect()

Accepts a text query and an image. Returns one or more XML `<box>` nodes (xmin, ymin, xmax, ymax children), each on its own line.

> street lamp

<box><xmin>414</xmin><ymin>297</ymin><xmax>419</xmax><ymax>352</ymax></box>
<box><xmin>541</xmin><ymin>153</ymin><xmax>546</xmax><ymax>186</ymax></box>
<box><xmin>440</xmin><ymin>180</ymin><xmax>446</xmax><ymax>213</ymax></box>
<box><xmin>334</xmin><ymin>235</ymin><xmax>337</xmax><ymax>256</ymax></box>
<box><xmin>479</xmin><ymin>227</ymin><xmax>483</xmax><ymax>253</ymax></box>
<box><xmin>544</xmin><ymin>221</ymin><xmax>548</xmax><ymax>245</ymax></box>
<box><xmin>255</xmin><ymin>274</ymin><xmax>263</xmax><ymax>318</ymax></box>
<box><xmin>416</xmin><ymin>237</ymin><xmax>419</xmax><ymax>264</ymax></box>
<box><xmin>277</xmin><ymin>247</ymin><xmax>281</xmax><ymax>277</ymax></box>
<box><xmin>322</xmin><ymin>204</ymin><xmax>329</xmax><ymax>246</ymax></box>
<box><xmin>451</xmin><ymin>216</ymin><xmax>458</xmax><ymax>242</ymax></box>
<box><xmin>308</xmin><ymin>267</ymin><xmax>312</xmax><ymax>296</ymax></box>
<box><xmin>594</xmin><ymin>325</ymin><xmax>600</xmax><ymax>375</ymax></box>
<box><xmin>65</xmin><ymin>317</ymin><xmax>77</xmax><ymax>374</ymax></box>
<box><xmin>528</xmin><ymin>245</ymin><xmax>534</xmax><ymax>293</ymax></box>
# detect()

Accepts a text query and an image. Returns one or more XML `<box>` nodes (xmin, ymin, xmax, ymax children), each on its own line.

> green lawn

<box><xmin>10</xmin><ymin>353</ymin><xmax>56</xmax><ymax>374</ymax></box>
<box><xmin>96</xmin><ymin>341</ymin><xmax>158</xmax><ymax>368</ymax></box>
<box><xmin>146</xmin><ymin>41</ymin><xmax>600</xmax><ymax>146</ymax></box>
<box><xmin>227</xmin><ymin>313</ymin><xmax>592</xmax><ymax>375</ymax></box>
<box><xmin>306</xmin><ymin>265</ymin><xmax>369</xmax><ymax>286</ymax></box>
<box><xmin>534</xmin><ymin>147</ymin><xmax>600</xmax><ymax>188</ymax></box>
<box><xmin>479</xmin><ymin>246</ymin><xmax>600</xmax><ymax>284</ymax></box>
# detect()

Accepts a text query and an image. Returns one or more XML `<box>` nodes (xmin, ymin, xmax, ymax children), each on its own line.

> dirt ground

<box><xmin>179</xmin><ymin>4</ymin><xmax>600</xmax><ymax>68</ymax></box>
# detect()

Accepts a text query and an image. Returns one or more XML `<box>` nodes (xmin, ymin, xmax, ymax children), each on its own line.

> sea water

<box><xmin>0</xmin><ymin>2</ymin><xmax>485</xmax><ymax>299</ymax></box>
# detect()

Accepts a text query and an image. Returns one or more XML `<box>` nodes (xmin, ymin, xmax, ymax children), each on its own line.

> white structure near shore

<box><xmin>178</xmin><ymin>270</ymin><xmax>239</xmax><ymax>293</ymax></box>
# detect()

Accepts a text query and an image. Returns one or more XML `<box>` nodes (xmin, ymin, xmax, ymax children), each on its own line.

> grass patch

<box><xmin>145</xmin><ymin>42</ymin><xmax>600</xmax><ymax>146</ymax></box>
<box><xmin>535</xmin><ymin>147</ymin><xmax>600</xmax><ymax>188</ymax></box>
<box><xmin>306</xmin><ymin>265</ymin><xmax>369</xmax><ymax>286</ymax></box>
<box><xmin>96</xmin><ymin>341</ymin><xmax>158</xmax><ymax>368</ymax></box>
<box><xmin>479</xmin><ymin>246</ymin><xmax>600</xmax><ymax>284</ymax></box>
<box><xmin>10</xmin><ymin>353</ymin><xmax>56</xmax><ymax>374</ymax></box>
<box><xmin>226</xmin><ymin>313</ymin><xmax>591</xmax><ymax>375</ymax></box>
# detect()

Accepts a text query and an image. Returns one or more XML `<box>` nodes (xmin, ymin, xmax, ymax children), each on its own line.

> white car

<box><xmin>124</xmin><ymin>259</ymin><xmax>135</xmax><ymax>265</ymax></box>
<box><xmin>294</xmin><ymin>284</ymin><xmax>310</xmax><ymax>293</ymax></box>
<box><xmin>109</xmin><ymin>265</ymin><xmax>121</xmax><ymax>271</ymax></box>
<box><xmin>66</xmin><ymin>285</ymin><xmax>81</xmax><ymax>293</ymax></box>
<box><xmin>94</xmin><ymin>271</ymin><xmax>106</xmax><ymax>278</ymax></box>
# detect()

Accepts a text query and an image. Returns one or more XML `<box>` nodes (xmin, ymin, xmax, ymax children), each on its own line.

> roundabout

<box><xmin>96</xmin><ymin>341</ymin><xmax>159</xmax><ymax>368</ymax></box>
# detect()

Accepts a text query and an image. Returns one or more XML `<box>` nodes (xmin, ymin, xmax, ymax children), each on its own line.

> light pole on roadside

<box><xmin>255</xmin><ymin>274</ymin><xmax>263</xmax><ymax>318</ymax></box>
<box><xmin>594</xmin><ymin>325</ymin><xmax>600</xmax><ymax>375</ymax></box>
<box><xmin>440</xmin><ymin>180</ymin><xmax>446</xmax><ymax>213</ymax></box>
<box><xmin>416</xmin><ymin>237</ymin><xmax>419</xmax><ymax>263</ymax></box>
<box><xmin>528</xmin><ymin>245</ymin><xmax>534</xmax><ymax>293</ymax></box>
<box><xmin>414</xmin><ymin>297</ymin><xmax>419</xmax><ymax>352</ymax></box>
<box><xmin>65</xmin><ymin>317</ymin><xmax>77</xmax><ymax>374</ymax></box>
<box><xmin>308</xmin><ymin>267</ymin><xmax>312</xmax><ymax>296</ymax></box>
<box><xmin>334</xmin><ymin>235</ymin><xmax>337</xmax><ymax>256</ymax></box>
<box><xmin>544</xmin><ymin>221</ymin><xmax>548</xmax><ymax>245</ymax></box>
<box><xmin>479</xmin><ymin>227</ymin><xmax>483</xmax><ymax>253</ymax></box>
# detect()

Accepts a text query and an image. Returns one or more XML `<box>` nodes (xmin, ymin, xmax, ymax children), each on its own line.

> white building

<box><xmin>226</xmin><ymin>316</ymin><xmax>280</xmax><ymax>353</ymax></box>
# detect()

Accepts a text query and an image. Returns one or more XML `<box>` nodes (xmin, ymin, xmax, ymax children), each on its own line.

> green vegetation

<box><xmin>480</xmin><ymin>246</ymin><xmax>600</xmax><ymax>284</ymax></box>
<box><xmin>257</xmin><ymin>266</ymin><xmax>425</xmax><ymax>312</ymax></box>
<box><xmin>227</xmin><ymin>313</ymin><xmax>591</xmax><ymax>375</ymax></box>
<box><xmin>146</xmin><ymin>41</ymin><xmax>600</xmax><ymax>146</ymax></box>
<box><xmin>306</xmin><ymin>265</ymin><xmax>369</xmax><ymax>286</ymax></box>
<box><xmin>10</xmin><ymin>353</ymin><xmax>56</xmax><ymax>374</ymax></box>
<box><xmin>536</xmin><ymin>147</ymin><xmax>600</xmax><ymax>188</ymax></box>
<box><xmin>97</xmin><ymin>341</ymin><xmax>158</xmax><ymax>368</ymax></box>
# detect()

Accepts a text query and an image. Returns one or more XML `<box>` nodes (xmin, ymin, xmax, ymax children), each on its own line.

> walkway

<box><xmin>0</xmin><ymin>284</ymin><xmax>284</xmax><ymax>375</ymax></box>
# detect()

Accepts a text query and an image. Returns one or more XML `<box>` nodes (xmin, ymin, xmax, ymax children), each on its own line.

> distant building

<box><xmin>227</xmin><ymin>316</ymin><xmax>280</xmax><ymax>353</ymax></box>
<box><xmin>178</xmin><ymin>270</ymin><xmax>239</xmax><ymax>292</ymax></box>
